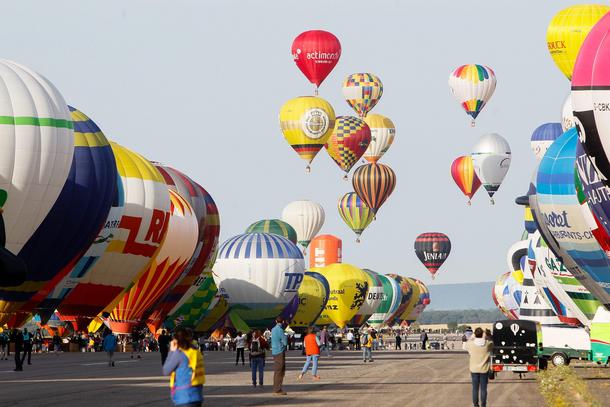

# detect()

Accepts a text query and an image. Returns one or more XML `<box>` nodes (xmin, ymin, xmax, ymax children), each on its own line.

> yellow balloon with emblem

<box><xmin>313</xmin><ymin>263</ymin><xmax>369</xmax><ymax>328</ymax></box>
<box><xmin>291</xmin><ymin>272</ymin><xmax>329</xmax><ymax>328</ymax></box>
<box><xmin>398</xmin><ymin>277</ymin><xmax>421</xmax><ymax>321</ymax></box>
<box><xmin>279</xmin><ymin>96</ymin><xmax>335</xmax><ymax>172</ymax></box>
<box><xmin>547</xmin><ymin>4</ymin><xmax>610</xmax><ymax>80</ymax></box>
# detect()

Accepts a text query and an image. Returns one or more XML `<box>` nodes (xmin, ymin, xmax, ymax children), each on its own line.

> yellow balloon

<box><xmin>279</xmin><ymin>96</ymin><xmax>335</xmax><ymax>171</ymax></box>
<box><xmin>547</xmin><ymin>4</ymin><xmax>610</xmax><ymax>80</ymax></box>
<box><xmin>398</xmin><ymin>277</ymin><xmax>421</xmax><ymax>321</ymax></box>
<box><xmin>313</xmin><ymin>263</ymin><xmax>369</xmax><ymax>328</ymax></box>
<box><xmin>291</xmin><ymin>273</ymin><xmax>329</xmax><ymax>328</ymax></box>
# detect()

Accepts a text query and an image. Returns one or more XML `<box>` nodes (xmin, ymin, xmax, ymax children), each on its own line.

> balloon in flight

<box><xmin>291</xmin><ymin>30</ymin><xmax>341</xmax><ymax>91</ymax></box>
<box><xmin>414</xmin><ymin>233</ymin><xmax>451</xmax><ymax>280</ymax></box>
<box><xmin>325</xmin><ymin>116</ymin><xmax>371</xmax><ymax>179</ymax></box>
<box><xmin>352</xmin><ymin>163</ymin><xmax>396</xmax><ymax>214</ymax></box>
<box><xmin>246</xmin><ymin>219</ymin><xmax>297</xmax><ymax>244</ymax></box>
<box><xmin>470</xmin><ymin>133</ymin><xmax>511</xmax><ymax>204</ymax></box>
<box><xmin>342</xmin><ymin>73</ymin><xmax>383</xmax><ymax>117</ymax></box>
<box><xmin>281</xmin><ymin>200</ymin><xmax>325</xmax><ymax>250</ymax></box>
<box><xmin>448</xmin><ymin>64</ymin><xmax>496</xmax><ymax>126</ymax></box>
<box><xmin>363</xmin><ymin>114</ymin><xmax>395</xmax><ymax>163</ymax></box>
<box><xmin>338</xmin><ymin>192</ymin><xmax>375</xmax><ymax>242</ymax></box>
<box><xmin>450</xmin><ymin>156</ymin><xmax>481</xmax><ymax>205</ymax></box>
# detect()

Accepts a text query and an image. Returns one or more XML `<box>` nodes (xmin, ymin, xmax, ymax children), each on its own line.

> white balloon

<box><xmin>471</xmin><ymin>133</ymin><xmax>511</xmax><ymax>203</ymax></box>
<box><xmin>282</xmin><ymin>200</ymin><xmax>325</xmax><ymax>249</ymax></box>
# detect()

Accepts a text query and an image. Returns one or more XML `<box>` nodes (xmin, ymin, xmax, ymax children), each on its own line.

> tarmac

<box><xmin>0</xmin><ymin>347</ymin><xmax>604</xmax><ymax>406</ymax></box>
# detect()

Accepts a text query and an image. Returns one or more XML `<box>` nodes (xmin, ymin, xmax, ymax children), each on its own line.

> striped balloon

<box><xmin>414</xmin><ymin>233</ymin><xmax>451</xmax><ymax>279</ymax></box>
<box><xmin>342</xmin><ymin>73</ymin><xmax>383</xmax><ymax>117</ymax></box>
<box><xmin>352</xmin><ymin>163</ymin><xmax>396</xmax><ymax>214</ymax></box>
<box><xmin>450</xmin><ymin>156</ymin><xmax>481</xmax><ymax>205</ymax></box>
<box><xmin>245</xmin><ymin>219</ymin><xmax>297</xmax><ymax>244</ymax></box>
<box><xmin>325</xmin><ymin>116</ymin><xmax>371</xmax><ymax>178</ymax></box>
<box><xmin>448</xmin><ymin>64</ymin><xmax>496</xmax><ymax>126</ymax></box>
<box><xmin>338</xmin><ymin>192</ymin><xmax>374</xmax><ymax>242</ymax></box>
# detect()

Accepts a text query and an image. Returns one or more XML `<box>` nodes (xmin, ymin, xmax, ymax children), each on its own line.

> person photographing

<box><xmin>464</xmin><ymin>327</ymin><xmax>493</xmax><ymax>407</ymax></box>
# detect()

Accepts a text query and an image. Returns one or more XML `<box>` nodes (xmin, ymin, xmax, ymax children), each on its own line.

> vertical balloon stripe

<box><xmin>352</xmin><ymin>163</ymin><xmax>396</xmax><ymax>214</ymax></box>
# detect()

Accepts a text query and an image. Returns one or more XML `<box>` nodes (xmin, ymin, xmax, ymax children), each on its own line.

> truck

<box><xmin>492</xmin><ymin>319</ymin><xmax>542</xmax><ymax>374</ymax></box>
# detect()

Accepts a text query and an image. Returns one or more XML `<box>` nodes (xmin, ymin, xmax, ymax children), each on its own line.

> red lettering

<box><xmin>145</xmin><ymin>209</ymin><xmax>169</xmax><ymax>244</ymax></box>
<box><xmin>120</xmin><ymin>216</ymin><xmax>158</xmax><ymax>257</ymax></box>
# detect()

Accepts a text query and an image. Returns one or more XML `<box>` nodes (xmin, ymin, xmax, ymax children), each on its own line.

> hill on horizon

<box><xmin>426</xmin><ymin>281</ymin><xmax>495</xmax><ymax>311</ymax></box>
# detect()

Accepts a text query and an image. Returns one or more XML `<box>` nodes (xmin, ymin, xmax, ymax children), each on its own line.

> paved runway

<box><xmin>0</xmin><ymin>348</ymin><xmax>577</xmax><ymax>406</ymax></box>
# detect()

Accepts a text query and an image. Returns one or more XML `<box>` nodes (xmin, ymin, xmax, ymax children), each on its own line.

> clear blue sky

<box><xmin>3</xmin><ymin>1</ymin><xmax>582</xmax><ymax>284</ymax></box>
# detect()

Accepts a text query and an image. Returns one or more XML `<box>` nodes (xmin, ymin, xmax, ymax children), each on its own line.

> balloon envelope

<box><xmin>342</xmin><ymin>73</ymin><xmax>383</xmax><ymax>117</ymax></box>
<box><xmin>352</xmin><ymin>163</ymin><xmax>396</xmax><ymax>214</ymax></box>
<box><xmin>367</xmin><ymin>274</ymin><xmax>401</xmax><ymax>328</ymax></box>
<box><xmin>291</xmin><ymin>271</ymin><xmax>329</xmax><ymax>328</ymax></box>
<box><xmin>448</xmin><ymin>64</ymin><xmax>496</xmax><ymax>125</ymax></box>
<box><xmin>246</xmin><ymin>219</ymin><xmax>297</xmax><ymax>244</ymax></box>
<box><xmin>325</xmin><ymin>116</ymin><xmax>371</xmax><ymax>176</ymax></box>
<box><xmin>291</xmin><ymin>30</ymin><xmax>341</xmax><ymax>89</ymax></box>
<box><xmin>451</xmin><ymin>156</ymin><xmax>481</xmax><ymax>204</ymax></box>
<box><xmin>414</xmin><ymin>233</ymin><xmax>451</xmax><ymax>279</ymax></box>
<box><xmin>281</xmin><ymin>200</ymin><xmax>325</xmax><ymax>249</ymax></box>
<box><xmin>338</xmin><ymin>192</ymin><xmax>374</xmax><ymax>241</ymax></box>
<box><xmin>531</xmin><ymin>123</ymin><xmax>563</xmax><ymax>161</ymax></box>
<box><xmin>471</xmin><ymin>133</ymin><xmax>511</xmax><ymax>202</ymax></box>
<box><xmin>309</xmin><ymin>234</ymin><xmax>342</xmax><ymax>268</ymax></box>
<box><xmin>363</xmin><ymin>114</ymin><xmax>395</xmax><ymax>163</ymax></box>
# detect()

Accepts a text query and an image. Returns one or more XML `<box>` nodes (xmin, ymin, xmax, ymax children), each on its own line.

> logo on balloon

<box><xmin>284</xmin><ymin>272</ymin><xmax>304</xmax><ymax>292</ymax></box>
<box><xmin>301</xmin><ymin>108</ymin><xmax>329</xmax><ymax>139</ymax></box>
<box><xmin>542</xmin><ymin>210</ymin><xmax>571</xmax><ymax>228</ymax></box>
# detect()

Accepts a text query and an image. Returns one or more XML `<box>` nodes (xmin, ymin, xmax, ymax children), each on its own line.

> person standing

<box><xmin>346</xmin><ymin>330</ymin><xmax>354</xmax><ymax>351</ymax></box>
<box><xmin>158</xmin><ymin>329</ymin><xmax>171</xmax><ymax>365</ymax></box>
<box><xmin>21</xmin><ymin>328</ymin><xmax>32</xmax><ymax>365</ymax></box>
<box><xmin>362</xmin><ymin>328</ymin><xmax>373</xmax><ymax>363</ymax></box>
<box><xmin>319</xmin><ymin>327</ymin><xmax>331</xmax><ymax>357</ymax></box>
<box><xmin>371</xmin><ymin>329</ymin><xmax>378</xmax><ymax>351</ymax></box>
<box><xmin>249</xmin><ymin>330</ymin><xmax>268</xmax><ymax>388</ymax></box>
<box><xmin>271</xmin><ymin>317</ymin><xmax>288</xmax><ymax>396</ymax></box>
<box><xmin>0</xmin><ymin>330</ymin><xmax>8</xmax><ymax>360</ymax></box>
<box><xmin>420</xmin><ymin>330</ymin><xmax>428</xmax><ymax>350</ymax></box>
<box><xmin>354</xmin><ymin>330</ymin><xmax>361</xmax><ymax>351</ymax></box>
<box><xmin>52</xmin><ymin>332</ymin><xmax>62</xmax><ymax>355</ymax></box>
<box><xmin>465</xmin><ymin>328</ymin><xmax>493</xmax><ymax>407</ymax></box>
<box><xmin>103</xmin><ymin>330</ymin><xmax>117</xmax><ymax>367</ymax></box>
<box><xmin>11</xmin><ymin>328</ymin><xmax>23</xmax><ymax>371</ymax></box>
<box><xmin>163</xmin><ymin>327</ymin><xmax>205</xmax><ymax>407</ymax></box>
<box><xmin>131</xmin><ymin>328</ymin><xmax>142</xmax><ymax>359</ymax></box>
<box><xmin>298</xmin><ymin>327</ymin><xmax>321</xmax><ymax>380</ymax></box>
<box><xmin>395</xmin><ymin>332</ymin><xmax>402</xmax><ymax>350</ymax></box>
<box><xmin>234</xmin><ymin>331</ymin><xmax>246</xmax><ymax>366</ymax></box>
<box><xmin>33</xmin><ymin>329</ymin><xmax>43</xmax><ymax>353</ymax></box>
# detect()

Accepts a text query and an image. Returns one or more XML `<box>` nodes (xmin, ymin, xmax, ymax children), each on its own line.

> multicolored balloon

<box><xmin>531</xmin><ymin>123</ymin><xmax>563</xmax><ymax>161</ymax></box>
<box><xmin>325</xmin><ymin>116</ymin><xmax>371</xmax><ymax>179</ymax></box>
<box><xmin>245</xmin><ymin>219</ymin><xmax>297</xmax><ymax>244</ymax></box>
<box><xmin>448</xmin><ymin>64</ymin><xmax>496</xmax><ymax>126</ymax></box>
<box><xmin>281</xmin><ymin>200</ymin><xmax>325</xmax><ymax>250</ymax></box>
<box><xmin>471</xmin><ymin>133</ymin><xmax>511</xmax><ymax>204</ymax></box>
<box><xmin>279</xmin><ymin>96</ymin><xmax>336</xmax><ymax>172</ymax></box>
<box><xmin>291</xmin><ymin>30</ymin><xmax>341</xmax><ymax>91</ymax></box>
<box><xmin>342</xmin><ymin>73</ymin><xmax>383</xmax><ymax>117</ymax></box>
<box><xmin>384</xmin><ymin>274</ymin><xmax>415</xmax><ymax>325</ymax></box>
<box><xmin>546</xmin><ymin>4</ymin><xmax>610</xmax><ymax>80</ymax></box>
<box><xmin>363</xmin><ymin>114</ymin><xmax>395</xmax><ymax>163</ymax></box>
<box><xmin>450</xmin><ymin>156</ymin><xmax>481</xmax><ymax>205</ymax></box>
<box><xmin>414</xmin><ymin>233</ymin><xmax>451</xmax><ymax>280</ymax></box>
<box><xmin>367</xmin><ymin>274</ymin><xmax>401</xmax><ymax>328</ymax></box>
<box><xmin>352</xmin><ymin>163</ymin><xmax>396</xmax><ymax>214</ymax></box>
<box><xmin>338</xmin><ymin>192</ymin><xmax>375</xmax><ymax>242</ymax></box>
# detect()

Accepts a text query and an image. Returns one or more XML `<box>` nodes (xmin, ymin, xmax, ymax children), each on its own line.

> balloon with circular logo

<box><xmin>325</xmin><ymin>116</ymin><xmax>371</xmax><ymax>179</ymax></box>
<box><xmin>450</xmin><ymin>156</ymin><xmax>481</xmax><ymax>205</ymax></box>
<box><xmin>338</xmin><ymin>192</ymin><xmax>375</xmax><ymax>242</ymax></box>
<box><xmin>448</xmin><ymin>64</ymin><xmax>496</xmax><ymax>126</ymax></box>
<box><xmin>342</xmin><ymin>73</ymin><xmax>383</xmax><ymax>117</ymax></box>
<box><xmin>352</xmin><ymin>163</ymin><xmax>396</xmax><ymax>214</ymax></box>
<box><xmin>414</xmin><ymin>233</ymin><xmax>451</xmax><ymax>280</ymax></box>
<box><xmin>547</xmin><ymin>4</ymin><xmax>610</xmax><ymax>80</ymax></box>
<box><xmin>245</xmin><ymin>219</ymin><xmax>297</xmax><ymax>244</ymax></box>
<box><xmin>470</xmin><ymin>133</ymin><xmax>511</xmax><ymax>204</ymax></box>
<box><xmin>279</xmin><ymin>96</ymin><xmax>336</xmax><ymax>172</ymax></box>
<box><xmin>291</xmin><ymin>30</ymin><xmax>341</xmax><ymax>92</ymax></box>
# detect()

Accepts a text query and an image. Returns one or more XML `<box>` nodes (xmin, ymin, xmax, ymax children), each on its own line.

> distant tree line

<box><xmin>418</xmin><ymin>309</ymin><xmax>503</xmax><ymax>325</ymax></box>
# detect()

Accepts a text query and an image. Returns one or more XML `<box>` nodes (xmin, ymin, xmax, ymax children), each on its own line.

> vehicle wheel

<box><xmin>551</xmin><ymin>353</ymin><xmax>568</xmax><ymax>366</ymax></box>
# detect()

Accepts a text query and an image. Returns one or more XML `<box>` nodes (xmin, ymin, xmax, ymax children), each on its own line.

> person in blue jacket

<box><xmin>271</xmin><ymin>316</ymin><xmax>288</xmax><ymax>396</ymax></box>
<box><xmin>163</xmin><ymin>327</ymin><xmax>205</xmax><ymax>407</ymax></box>
<box><xmin>102</xmin><ymin>330</ymin><xmax>117</xmax><ymax>367</ymax></box>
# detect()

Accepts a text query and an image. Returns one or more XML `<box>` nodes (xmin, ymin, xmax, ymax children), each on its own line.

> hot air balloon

<box><xmin>384</xmin><ymin>274</ymin><xmax>414</xmax><ymax>326</ymax></box>
<box><xmin>404</xmin><ymin>279</ymin><xmax>430</xmax><ymax>324</ymax></box>
<box><xmin>0</xmin><ymin>106</ymin><xmax>118</xmax><ymax>326</ymax></box>
<box><xmin>531</xmin><ymin>123</ymin><xmax>563</xmax><ymax>161</ymax></box>
<box><xmin>493</xmin><ymin>272</ymin><xmax>514</xmax><ymax>319</ymax></box>
<box><xmin>291</xmin><ymin>30</ymin><xmax>341</xmax><ymax>93</ymax></box>
<box><xmin>352</xmin><ymin>163</ymin><xmax>396</xmax><ymax>214</ymax></box>
<box><xmin>213</xmin><ymin>233</ymin><xmax>305</xmax><ymax>328</ymax></box>
<box><xmin>367</xmin><ymin>274</ymin><xmax>401</xmax><ymax>329</ymax></box>
<box><xmin>537</xmin><ymin>128</ymin><xmax>610</xmax><ymax>307</ymax></box>
<box><xmin>561</xmin><ymin>95</ymin><xmax>575</xmax><ymax>132</ymax></box>
<box><xmin>547</xmin><ymin>4</ymin><xmax>610</xmax><ymax>80</ymax></box>
<box><xmin>363</xmin><ymin>114</ymin><xmax>395</xmax><ymax>163</ymax></box>
<box><xmin>325</xmin><ymin>116</ymin><xmax>371</xmax><ymax>179</ymax></box>
<box><xmin>108</xmin><ymin>189</ymin><xmax>199</xmax><ymax>333</ymax></box>
<box><xmin>309</xmin><ymin>234</ymin><xmax>342</xmax><ymax>268</ymax></box>
<box><xmin>27</xmin><ymin>107</ymin><xmax>121</xmax><ymax>323</ymax></box>
<box><xmin>450</xmin><ymin>156</ymin><xmax>481</xmax><ymax>205</ymax></box>
<box><xmin>164</xmin><ymin>272</ymin><xmax>218</xmax><ymax>330</ymax></box>
<box><xmin>245</xmin><ymin>219</ymin><xmax>297</xmax><ymax>244</ymax></box>
<box><xmin>313</xmin><ymin>263</ymin><xmax>369</xmax><ymax>329</ymax></box>
<box><xmin>279</xmin><ymin>96</ymin><xmax>336</xmax><ymax>172</ymax></box>
<box><xmin>503</xmin><ymin>271</ymin><xmax>523</xmax><ymax>319</ymax></box>
<box><xmin>338</xmin><ymin>192</ymin><xmax>374</xmax><ymax>242</ymax></box>
<box><xmin>414</xmin><ymin>233</ymin><xmax>451</xmax><ymax>280</ymax></box>
<box><xmin>0</xmin><ymin>61</ymin><xmax>74</xmax><ymax>287</ymax></box>
<box><xmin>281</xmin><ymin>200</ymin><xmax>325</xmax><ymax>250</ymax></box>
<box><xmin>448</xmin><ymin>64</ymin><xmax>496</xmax><ymax>126</ymax></box>
<box><xmin>291</xmin><ymin>271</ymin><xmax>329</xmax><ymax>328</ymax></box>
<box><xmin>58</xmin><ymin>143</ymin><xmax>170</xmax><ymax>330</ymax></box>
<box><xmin>471</xmin><ymin>133</ymin><xmax>511</xmax><ymax>204</ymax></box>
<box><xmin>342</xmin><ymin>73</ymin><xmax>383</xmax><ymax>117</ymax></box>
<box><xmin>572</xmin><ymin>12</ymin><xmax>610</xmax><ymax>183</ymax></box>
<box><xmin>348</xmin><ymin>269</ymin><xmax>384</xmax><ymax>327</ymax></box>
<box><xmin>398</xmin><ymin>277</ymin><xmax>421</xmax><ymax>323</ymax></box>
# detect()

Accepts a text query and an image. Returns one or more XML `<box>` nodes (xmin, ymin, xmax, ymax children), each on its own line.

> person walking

<box><xmin>103</xmin><ymin>330</ymin><xmax>117</xmax><ymax>367</ymax></box>
<box><xmin>354</xmin><ymin>330</ymin><xmax>361</xmax><ymax>351</ymax></box>
<box><xmin>52</xmin><ymin>332</ymin><xmax>62</xmax><ymax>355</ymax></box>
<box><xmin>420</xmin><ymin>330</ymin><xmax>428</xmax><ymax>350</ymax></box>
<box><xmin>298</xmin><ymin>327</ymin><xmax>321</xmax><ymax>380</ymax></box>
<box><xmin>395</xmin><ymin>332</ymin><xmax>402</xmax><ymax>350</ymax></box>
<box><xmin>362</xmin><ymin>328</ymin><xmax>373</xmax><ymax>363</ymax></box>
<box><xmin>0</xmin><ymin>330</ymin><xmax>8</xmax><ymax>360</ymax></box>
<box><xmin>234</xmin><ymin>331</ymin><xmax>246</xmax><ymax>366</ymax></box>
<box><xmin>163</xmin><ymin>327</ymin><xmax>205</xmax><ymax>407</ymax></box>
<box><xmin>271</xmin><ymin>317</ymin><xmax>288</xmax><ymax>396</ymax></box>
<box><xmin>131</xmin><ymin>328</ymin><xmax>142</xmax><ymax>359</ymax></box>
<box><xmin>319</xmin><ymin>326</ymin><xmax>331</xmax><ymax>357</ymax></box>
<box><xmin>158</xmin><ymin>329</ymin><xmax>171</xmax><ymax>365</ymax></box>
<box><xmin>21</xmin><ymin>328</ymin><xmax>33</xmax><ymax>365</ymax></box>
<box><xmin>249</xmin><ymin>330</ymin><xmax>268</xmax><ymax>388</ymax></box>
<box><xmin>465</xmin><ymin>327</ymin><xmax>493</xmax><ymax>407</ymax></box>
<box><xmin>346</xmin><ymin>330</ymin><xmax>354</xmax><ymax>350</ymax></box>
<box><xmin>11</xmin><ymin>328</ymin><xmax>23</xmax><ymax>371</ymax></box>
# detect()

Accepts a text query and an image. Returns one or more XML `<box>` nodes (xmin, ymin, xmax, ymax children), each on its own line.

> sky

<box><xmin>2</xmin><ymin>0</ymin><xmax>584</xmax><ymax>285</ymax></box>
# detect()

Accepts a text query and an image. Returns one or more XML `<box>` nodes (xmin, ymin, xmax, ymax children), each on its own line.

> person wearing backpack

<box><xmin>361</xmin><ymin>328</ymin><xmax>373</xmax><ymax>363</ymax></box>
<box><xmin>163</xmin><ymin>327</ymin><xmax>205</xmax><ymax>406</ymax></box>
<box><xmin>297</xmin><ymin>327</ymin><xmax>321</xmax><ymax>380</ymax></box>
<box><xmin>248</xmin><ymin>329</ymin><xmax>268</xmax><ymax>388</ymax></box>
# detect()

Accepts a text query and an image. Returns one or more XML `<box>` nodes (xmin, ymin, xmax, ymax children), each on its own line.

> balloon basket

<box><xmin>314</xmin><ymin>87</ymin><xmax>319</xmax><ymax>96</ymax></box>
<box><xmin>490</xmin><ymin>198</ymin><xmax>495</xmax><ymax>205</ymax></box>
<box><xmin>467</xmin><ymin>200</ymin><xmax>471</xmax><ymax>206</ymax></box>
<box><xmin>356</xmin><ymin>237</ymin><xmax>361</xmax><ymax>243</ymax></box>
<box><xmin>305</xmin><ymin>165</ymin><xmax>311</xmax><ymax>173</ymax></box>
<box><xmin>342</xmin><ymin>174</ymin><xmax>348</xmax><ymax>181</ymax></box>
<box><xmin>471</xmin><ymin>120</ymin><xmax>476</xmax><ymax>127</ymax></box>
